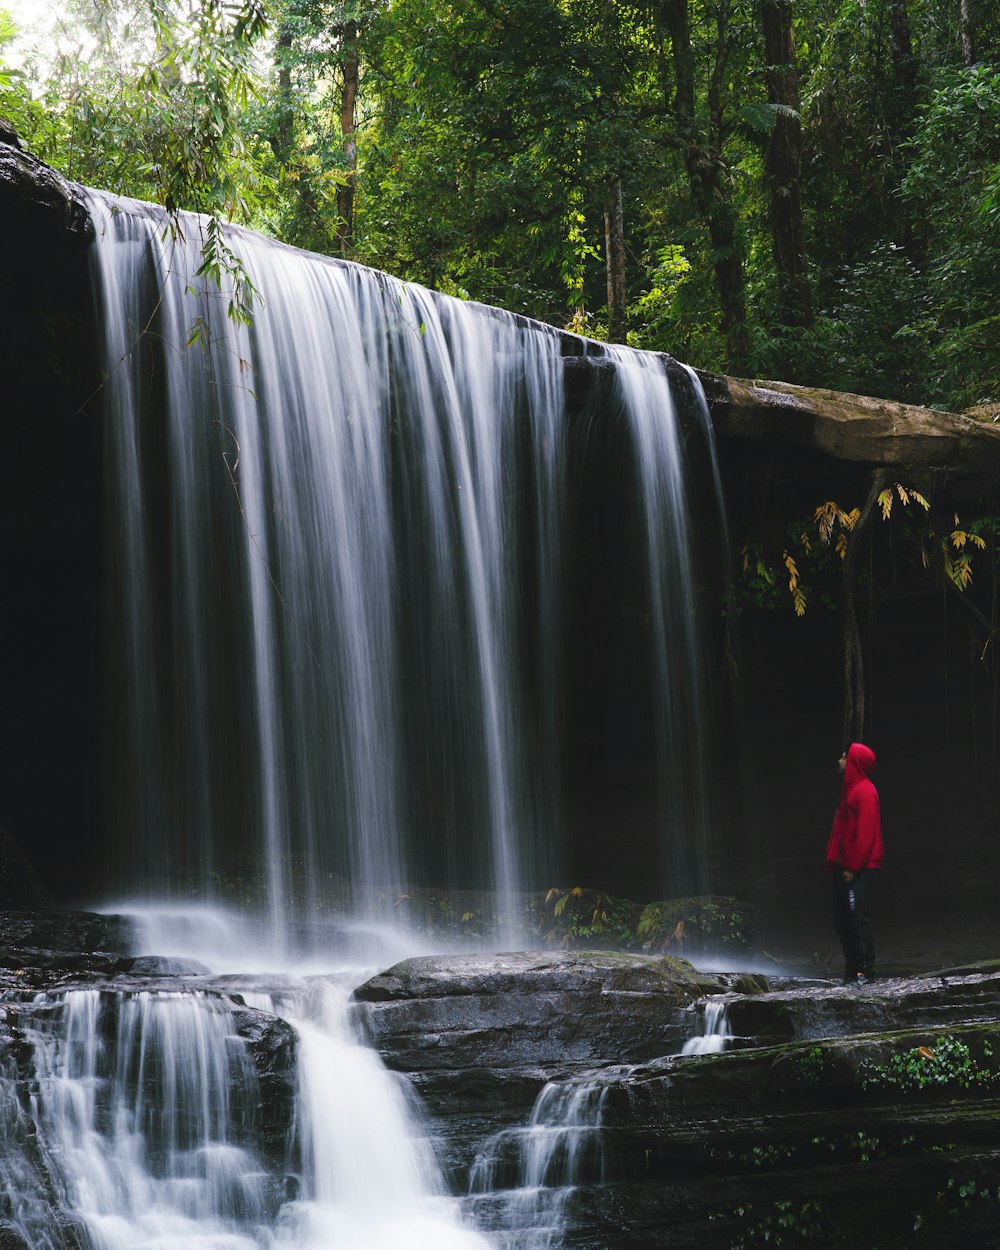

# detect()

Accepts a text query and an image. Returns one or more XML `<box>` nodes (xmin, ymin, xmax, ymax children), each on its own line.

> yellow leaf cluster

<box><xmin>944</xmin><ymin>515</ymin><xmax>987</xmax><ymax>589</ymax></box>
<box><xmin>877</xmin><ymin>482</ymin><xmax>930</xmax><ymax>520</ymax></box>
<box><xmin>783</xmin><ymin>549</ymin><xmax>806</xmax><ymax>617</ymax></box>
<box><xmin>814</xmin><ymin>501</ymin><xmax>859</xmax><ymax>556</ymax></box>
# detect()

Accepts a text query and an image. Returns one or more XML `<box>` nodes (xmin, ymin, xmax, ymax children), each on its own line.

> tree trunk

<box><xmin>604</xmin><ymin>179</ymin><xmax>627</xmax><ymax>343</ymax></box>
<box><xmin>842</xmin><ymin>470</ymin><xmax>890</xmax><ymax>744</ymax></box>
<box><xmin>659</xmin><ymin>0</ymin><xmax>750</xmax><ymax>373</ymax></box>
<box><xmin>761</xmin><ymin>0</ymin><xmax>812</xmax><ymax>330</ymax></box>
<box><xmin>959</xmin><ymin>0</ymin><xmax>976</xmax><ymax>65</ymax></box>
<box><xmin>888</xmin><ymin>0</ymin><xmax>918</xmax><ymax>142</ymax></box>
<box><xmin>269</xmin><ymin>24</ymin><xmax>295</xmax><ymax>166</ymax></box>
<box><xmin>336</xmin><ymin>20</ymin><xmax>360</xmax><ymax>252</ymax></box>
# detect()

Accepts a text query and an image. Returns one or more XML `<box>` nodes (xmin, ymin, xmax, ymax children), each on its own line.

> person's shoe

<box><xmin>854</xmin><ymin>973</ymin><xmax>872</xmax><ymax>987</ymax></box>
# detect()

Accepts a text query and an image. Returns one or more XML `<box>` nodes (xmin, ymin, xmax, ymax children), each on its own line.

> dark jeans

<box><xmin>831</xmin><ymin>869</ymin><xmax>876</xmax><ymax>978</ymax></box>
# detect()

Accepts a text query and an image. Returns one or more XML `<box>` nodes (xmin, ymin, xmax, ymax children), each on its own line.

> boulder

<box><xmin>0</xmin><ymin>911</ymin><xmax>137</xmax><ymax>988</ymax></box>
<box><xmin>230</xmin><ymin>1004</ymin><xmax>299</xmax><ymax>1168</ymax></box>
<box><xmin>354</xmin><ymin>950</ymin><xmax>720</xmax><ymax>1072</ymax></box>
<box><xmin>353</xmin><ymin>950</ymin><xmax>723</xmax><ymax>1184</ymax></box>
<box><xmin>0</xmin><ymin>121</ymin><xmax>92</xmax><ymax>243</ymax></box>
<box><xmin>696</xmin><ymin>368</ymin><xmax>1000</xmax><ymax>491</ymax></box>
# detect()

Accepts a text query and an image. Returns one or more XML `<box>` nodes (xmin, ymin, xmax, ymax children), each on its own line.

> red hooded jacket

<box><xmin>825</xmin><ymin>743</ymin><xmax>883</xmax><ymax>872</ymax></box>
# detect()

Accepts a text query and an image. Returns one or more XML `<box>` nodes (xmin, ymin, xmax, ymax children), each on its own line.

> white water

<box><xmin>681</xmin><ymin>999</ymin><xmax>733</xmax><ymax>1056</ymax></box>
<box><xmin>24</xmin><ymin>989</ymin><xmax>269</xmax><ymax>1250</ymax></box>
<box><xmin>467</xmin><ymin>1078</ymin><xmax>608</xmax><ymax>1249</ymax></box>
<box><xmin>11</xmin><ymin>968</ymin><xmax>493</xmax><ymax>1250</ymax></box>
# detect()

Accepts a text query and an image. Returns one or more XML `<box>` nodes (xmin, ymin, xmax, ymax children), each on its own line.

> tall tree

<box><xmin>604</xmin><ymin>177</ymin><xmax>628</xmax><ymax>341</ymax></box>
<box><xmin>335</xmin><ymin>16</ymin><xmax>359</xmax><ymax>250</ymax></box>
<box><xmin>760</xmin><ymin>0</ymin><xmax>811</xmax><ymax>329</ymax></box>
<box><xmin>658</xmin><ymin>0</ymin><xmax>750</xmax><ymax>373</ymax></box>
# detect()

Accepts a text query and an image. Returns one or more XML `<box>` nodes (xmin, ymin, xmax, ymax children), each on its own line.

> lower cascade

<box><xmin>681</xmin><ymin>999</ymin><xmax>733</xmax><ymax>1056</ymax></box>
<box><xmin>8</xmin><ymin>955</ymin><xmax>493</xmax><ymax>1250</ymax></box>
<box><xmin>466</xmin><ymin>1079</ymin><xmax>609</xmax><ymax>1249</ymax></box>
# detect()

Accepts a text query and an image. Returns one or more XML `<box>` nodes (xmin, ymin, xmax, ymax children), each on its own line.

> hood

<box><xmin>844</xmin><ymin>742</ymin><xmax>876</xmax><ymax>788</ymax></box>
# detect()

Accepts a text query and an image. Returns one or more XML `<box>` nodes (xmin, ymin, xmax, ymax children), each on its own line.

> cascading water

<box><xmin>89</xmin><ymin>192</ymin><xmax>724</xmax><ymax>933</ymax></box>
<box><xmin>681</xmin><ymin>999</ymin><xmax>733</xmax><ymax>1056</ymax></box>
<box><xmin>466</xmin><ymin>1078</ymin><xmax>608</xmax><ymax>1249</ymax></box>
<box><xmin>15</xmin><ymin>988</ymin><xmax>272</xmax><ymax>1250</ymax></box>
<box><xmin>459</xmin><ymin>997</ymin><xmax>733</xmax><ymax>1247</ymax></box>
<box><xmin>94</xmin><ymin>194</ymin><xmax>570</xmax><ymax>940</ymax></box>
<box><xmin>8</xmin><ymin>971</ymin><xmax>494</xmax><ymax>1250</ymax></box>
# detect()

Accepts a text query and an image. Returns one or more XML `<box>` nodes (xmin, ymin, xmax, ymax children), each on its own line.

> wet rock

<box><xmin>0</xmin><ymin>125</ymin><xmax>92</xmax><ymax>243</ymax></box>
<box><xmin>353</xmin><ymin>950</ymin><xmax>722</xmax><ymax>1183</ymax></box>
<box><xmin>354</xmin><ymin>950</ymin><xmax>720</xmax><ymax>1073</ymax></box>
<box><xmin>0</xmin><ymin>911</ymin><xmax>137</xmax><ymax>987</ymax></box>
<box><xmin>231</xmin><ymin>1005</ymin><xmax>299</xmax><ymax>1167</ymax></box>
<box><xmin>536</xmin><ymin>976</ymin><xmax>1000</xmax><ymax>1247</ymax></box>
<box><xmin>0</xmin><ymin>911</ymin><xmax>134</xmax><ymax>955</ymax></box>
<box><xmin>0</xmin><ymin>1224</ymin><xmax>31</xmax><ymax>1250</ymax></box>
<box><xmin>126</xmin><ymin>955</ymin><xmax>213</xmax><ymax>976</ymax></box>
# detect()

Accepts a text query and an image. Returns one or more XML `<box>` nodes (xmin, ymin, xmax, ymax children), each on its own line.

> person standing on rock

<box><xmin>826</xmin><ymin>742</ymin><xmax>883</xmax><ymax>986</ymax></box>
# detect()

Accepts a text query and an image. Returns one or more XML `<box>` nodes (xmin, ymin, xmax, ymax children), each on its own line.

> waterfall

<box><xmin>466</xmin><ymin>1077</ymin><xmax>609</xmax><ymax>1248</ymax></box>
<box><xmin>681</xmin><ymin>999</ymin><xmax>733</xmax><ymax>1056</ymax></box>
<box><xmin>18</xmin><ymin>989</ymin><xmax>272</xmax><ymax>1250</ymax></box>
<box><xmin>9</xmin><ymin>975</ymin><xmax>493</xmax><ymax>1250</ymax></box>
<box><xmin>89</xmin><ymin>191</ymin><xmax>724</xmax><ymax>936</ymax></box>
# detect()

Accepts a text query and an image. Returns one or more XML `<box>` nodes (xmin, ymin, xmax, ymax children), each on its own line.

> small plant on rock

<box><xmin>863</xmin><ymin>1034</ymin><xmax>996</xmax><ymax>1092</ymax></box>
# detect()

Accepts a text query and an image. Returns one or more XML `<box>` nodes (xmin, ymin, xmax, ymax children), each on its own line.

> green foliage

<box><xmin>798</xmin><ymin>1045</ymin><xmax>825</xmax><ymax>1086</ymax></box>
<box><xmin>636</xmin><ymin>895</ymin><xmax>754</xmax><ymax>954</ymax></box>
<box><xmin>714</xmin><ymin>1198</ymin><xmax>829</xmax><ymax>1248</ymax></box>
<box><xmin>3</xmin><ymin>0</ymin><xmax>999</xmax><ymax>403</ymax></box>
<box><xmin>541</xmin><ymin>886</ymin><xmax>639</xmax><ymax>948</ymax></box>
<box><xmin>862</xmin><ymin>1034</ymin><xmax>998</xmax><ymax>1093</ymax></box>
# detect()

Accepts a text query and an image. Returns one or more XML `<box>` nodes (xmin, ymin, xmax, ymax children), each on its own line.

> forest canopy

<box><xmin>2</xmin><ymin>0</ymin><xmax>999</xmax><ymax>410</ymax></box>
